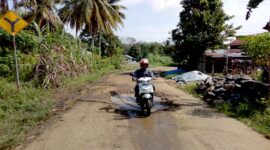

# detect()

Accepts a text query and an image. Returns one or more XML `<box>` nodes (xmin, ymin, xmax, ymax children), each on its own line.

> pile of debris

<box><xmin>196</xmin><ymin>74</ymin><xmax>270</xmax><ymax>105</ymax></box>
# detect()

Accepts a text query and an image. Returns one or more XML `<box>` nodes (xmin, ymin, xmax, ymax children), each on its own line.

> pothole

<box><xmin>110</xmin><ymin>94</ymin><xmax>180</xmax><ymax>117</ymax></box>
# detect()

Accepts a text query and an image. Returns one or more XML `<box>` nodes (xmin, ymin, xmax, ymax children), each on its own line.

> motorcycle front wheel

<box><xmin>141</xmin><ymin>99</ymin><xmax>151</xmax><ymax>116</ymax></box>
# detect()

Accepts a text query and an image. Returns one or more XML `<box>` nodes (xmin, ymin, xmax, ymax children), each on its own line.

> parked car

<box><xmin>172</xmin><ymin>71</ymin><xmax>211</xmax><ymax>84</ymax></box>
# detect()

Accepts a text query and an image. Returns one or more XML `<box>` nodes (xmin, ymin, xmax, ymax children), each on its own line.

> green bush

<box><xmin>148</xmin><ymin>53</ymin><xmax>173</xmax><ymax>66</ymax></box>
<box><xmin>0</xmin><ymin>30</ymin><xmax>38</xmax><ymax>54</ymax></box>
<box><xmin>0</xmin><ymin>64</ymin><xmax>11</xmax><ymax>76</ymax></box>
<box><xmin>113</xmin><ymin>47</ymin><xmax>124</xmax><ymax>69</ymax></box>
<box><xmin>0</xmin><ymin>78</ymin><xmax>51</xmax><ymax>149</ymax></box>
<box><xmin>180</xmin><ymin>83</ymin><xmax>200</xmax><ymax>98</ymax></box>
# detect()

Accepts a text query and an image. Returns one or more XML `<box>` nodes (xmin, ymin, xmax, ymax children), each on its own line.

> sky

<box><xmin>115</xmin><ymin>0</ymin><xmax>270</xmax><ymax>42</ymax></box>
<box><xmin>3</xmin><ymin>0</ymin><xmax>270</xmax><ymax>43</ymax></box>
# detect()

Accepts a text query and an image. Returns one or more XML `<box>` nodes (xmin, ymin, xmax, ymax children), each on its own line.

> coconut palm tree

<box><xmin>17</xmin><ymin>0</ymin><xmax>63</xmax><ymax>30</ymax></box>
<box><xmin>58</xmin><ymin>0</ymin><xmax>126</xmax><ymax>34</ymax></box>
<box><xmin>59</xmin><ymin>0</ymin><xmax>125</xmax><ymax>55</ymax></box>
<box><xmin>0</xmin><ymin>0</ymin><xmax>19</xmax><ymax>15</ymax></box>
<box><xmin>0</xmin><ymin>0</ymin><xmax>9</xmax><ymax>15</ymax></box>
<box><xmin>13</xmin><ymin>0</ymin><xmax>18</xmax><ymax>9</ymax></box>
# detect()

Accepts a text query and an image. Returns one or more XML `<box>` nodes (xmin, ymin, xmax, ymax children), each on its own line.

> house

<box><xmin>223</xmin><ymin>37</ymin><xmax>236</xmax><ymax>49</ymax></box>
<box><xmin>124</xmin><ymin>55</ymin><xmax>136</xmax><ymax>64</ymax></box>
<box><xmin>229</xmin><ymin>39</ymin><xmax>245</xmax><ymax>49</ymax></box>
<box><xmin>204</xmin><ymin>49</ymin><xmax>252</xmax><ymax>74</ymax></box>
<box><xmin>201</xmin><ymin>38</ymin><xmax>254</xmax><ymax>74</ymax></box>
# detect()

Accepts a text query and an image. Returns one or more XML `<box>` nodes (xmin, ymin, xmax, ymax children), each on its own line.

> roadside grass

<box><xmin>0</xmin><ymin>63</ymin><xmax>128</xmax><ymax>149</ymax></box>
<box><xmin>0</xmin><ymin>79</ymin><xmax>51</xmax><ymax>149</ymax></box>
<box><xmin>177</xmin><ymin>83</ymin><xmax>201</xmax><ymax>98</ymax></box>
<box><xmin>179</xmin><ymin>83</ymin><xmax>270</xmax><ymax>139</ymax></box>
<box><xmin>148</xmin><ymin>54</ymin><xmax>174</xmax><ymax>66</ymax></box>
<box><xmin>215</xmin><ymin>102</ymin><xmax>270</xmax><ymax>139</ymax></box>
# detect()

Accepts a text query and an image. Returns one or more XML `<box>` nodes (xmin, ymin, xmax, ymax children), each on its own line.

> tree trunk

<box><xmin>187</xmin><ymin>48</ymin><xmax>205</xmax><ymax>70</ymax></box>
<box><xmin>99</xmin><ymin>30</ymin><xmax>102</xmax><ymax>51</ymax></box>
<box><xmin>13</xmin><ymin>0</ymin><xmax>18</xmax><ymax>9</ymax></box>
<box><xmin>0</xmin><ymin>0</ymin><xmax>9</xmax><ymax>14</ymax></box>
<box><xmin>91</xmin><ymin>37</ymin><xmax>94</xmax><ymax>48</ymax></box>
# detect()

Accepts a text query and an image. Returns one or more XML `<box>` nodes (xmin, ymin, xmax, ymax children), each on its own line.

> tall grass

<box><xmin>0</xmin><ymin>24</ymin><xmax>126</xmax><ymax>149</ymax></box>
<box><xmin>215</xmin><ymin>102</ymin><xmax>270</xmax><ymax>138</ymax></box>
<box><xmin>148</xmin><ymin>53</ymin><xmax>173</xmax><ymax>66</ymax></box>
<box><xmin>0</xmin><ymin>61</ymin><xmax>118</xmax><ymax>149</ymax></box>
<box><xmin>0</xmin><ymin>79</ymin><xmax>51</xmax><ymax>149</ymax></box>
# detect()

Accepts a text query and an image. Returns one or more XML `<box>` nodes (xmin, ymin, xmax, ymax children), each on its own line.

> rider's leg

<box><xmin>134</xmin><ymin>84</ymin><xmax>140</xmax><ymax>103</ymax></box>
<box><xmin>134</xmin><ymin>84</ymin><xmax>139</xmax><ymax>97</ymax></box>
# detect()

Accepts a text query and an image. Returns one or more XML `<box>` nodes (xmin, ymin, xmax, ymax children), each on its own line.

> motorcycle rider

<box><xmin>133</xmin><ymin>58</ymin><xmax>155</xmax><ymax>102</ymax></box>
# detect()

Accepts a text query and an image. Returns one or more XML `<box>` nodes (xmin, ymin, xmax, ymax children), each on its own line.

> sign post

<box><xmin>0</xmin><ymin>11</ymin><xmax>28</xmax><ymax>92</ymax></box>
<box><xmin>13</xmin><ymin>35</ymin><xmax>20</xmax><ymax>91</ymax></box>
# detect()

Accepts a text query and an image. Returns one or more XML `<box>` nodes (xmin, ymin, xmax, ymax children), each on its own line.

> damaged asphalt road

<box><xmin>17</xmin><ymin>67</ymin><xmax>270</xmax><ymax>150</ymax></box>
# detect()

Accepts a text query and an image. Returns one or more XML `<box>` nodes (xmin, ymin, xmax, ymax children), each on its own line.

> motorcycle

<box><xmin>134</xmin><ymin>77</ymin><xmax>155</xmax><ymax>116</ymax></box>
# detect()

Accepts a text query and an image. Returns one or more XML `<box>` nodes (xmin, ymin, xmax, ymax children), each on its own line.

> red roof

<box><xmin>230</xmin><ymin>39</ymin><xmax>244</xmax><ymax>46</ymax></box>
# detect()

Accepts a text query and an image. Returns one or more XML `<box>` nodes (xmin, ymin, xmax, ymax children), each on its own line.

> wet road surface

<box><xmin>17</xmin><ymin>68</ymin><xmax>270</xmax><ymax>150</ymax></box>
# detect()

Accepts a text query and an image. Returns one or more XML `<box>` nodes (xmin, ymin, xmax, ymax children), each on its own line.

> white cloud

<box><xmin>121</xmin><ymin>0</ymin><xmax>145</xmax><ymax>6</ymax></box>
<box><xmin>128</xmin><ymin>25</ymin><xmax>174</xmax><ymax>42</ymax></box>
<box><xmin>223</xmin><ymin>0</ymin><xmax>270</xmax><ymax>35</ymax></box>
<box><xmin>148</xmin><ymin>0</ymin><xmax>180</xmax><ymax>12</ymax></box>
<box><xmin>121</xmin><ymin>0</ymin><xmax>180</xmax><ymax>12</ymax></box>
<box><xmin>117</xmin><ymin>0</ymin><xmax>270</xmax><ymax>42</ymax></box>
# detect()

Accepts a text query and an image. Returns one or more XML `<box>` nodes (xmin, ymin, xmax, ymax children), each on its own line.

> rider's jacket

<box><xmin>133</xmin><ymin>68</ymin><xmax>155</xmax><ymax>79</ymax></box>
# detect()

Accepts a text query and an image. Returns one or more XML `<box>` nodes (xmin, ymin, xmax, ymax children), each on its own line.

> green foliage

<box><xmin>59</xmin><ymin>0</ymin><xmax>126</xmax><ymax>34</ymax></box>
<box><xmin>80</xmin><ymin>32</ymin><xmax>123</xmax><ymax>57</ymax></box>
<box><xmin>0</xmin><ymin>63</ymin><xmax>118</xmax><ymax>149</ymax></box>
<box><xmin>113</xmin><ymin>47</ymin><xmax>124</xmax><ymax>69</ymax></box>
<box><xmin>244</xmin><ymin>33</ymin><xmax>270</xmax><ymax>83</ymax></box>
<box><xmin>172</xmin><ymin>0</ymin><xmax>239</xmax><ymax>69</ymax></box>
<box><xmin>0</xmin><ymin>0</ymin><xmax>127</xmax><ymax>148</ymax></box>
<box><xmin>248</xmin><ymin>111</ymin><xmax>270</xmax><ymax>137</ymax></box>
<box><xmin>250</xmin><ymin>69</ymin><xmax>263</xmax><ymax>81</ymax></box>
<box><xmin>0</xmin><ymin>29</ymin><xmax>39</xmax><ymax>80</ymax></box>
<box><xmin>246</xmin><ymin>0</ymin><xmax>264</xmax><ymax>19</ymax></box>
<box><xmin>148</xmin><ymin>53</ymin><xmax>173</xmax><ymax>66</ymax></box>
<box><xmin>216</xmin><ymin>100</ymin><xmax>270</xmax><ymax>137</ymax></box>
<box><xmin>247</xmin><ymin>0</ymin><xmax>264</xmax><ymax>9</ymax></box>
<box><xmin>128</xmin><ymin>44</ymin><xmax>141</xmax><ymax>60</ymax></box>
<box><xmin>180</xmin><ymin>83</ymin><xmax>201</xmax><ymax>98</ymax></box>
<box><xmin>126</xmin><ymin>41</ymin><xmax>174</xmax><ymax>63</ymax></box>
<box><xmin>0</xmin><ymin>78</ymin><xmax>51</xmax><ymax>149</ymax></box>
<box><xmin>0</xmin><ymin>30</ymin><xmax>38</xmax><ymax>53</ymax></box>
<box><xmin>245</xmin><ymin>33</ymin><xmax>270</xmax><ymax>69</ymax></box>
<box><xmin>0</xmin><ymin>64</ymin><xmax>10</xmax><ymax>76</ymax></box>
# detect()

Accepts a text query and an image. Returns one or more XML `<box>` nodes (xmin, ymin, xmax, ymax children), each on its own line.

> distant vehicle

<box><xmin>172</xmin><ymin>71</ymin><xmax>211</xmax><ymax>84</ymax></box>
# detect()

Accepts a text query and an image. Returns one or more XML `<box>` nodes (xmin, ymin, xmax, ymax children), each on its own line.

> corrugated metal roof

<box><xmin>125</xmin><ymin>55</ymin><xmax>134</xmax><ymax>59</ymax></box>
<box><xmin>205</xmin><ymin>49</ymin><xmax>248</xmax><ymax>58</ymax></box>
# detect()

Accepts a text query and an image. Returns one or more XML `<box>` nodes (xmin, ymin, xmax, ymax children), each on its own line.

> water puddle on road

<box><xmin>110</xmin><ymin>94</ymin><xmax>181</xmax><ymax>150</ymax></box>
<box><xmin>110</xmin><ymin>94</ymin><xmax>169</xmax><ymax>116</ymax></box>
<box><xmin>77</xmin><ymin>91</ymin><xmax>180</xmax><ymax>149</ymax></box>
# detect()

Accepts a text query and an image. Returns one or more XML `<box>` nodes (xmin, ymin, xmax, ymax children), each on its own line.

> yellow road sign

<box><xmin>0</xmin><ymin>11</ymin><xmax>28</xmax><ymax>36</ymax></box>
